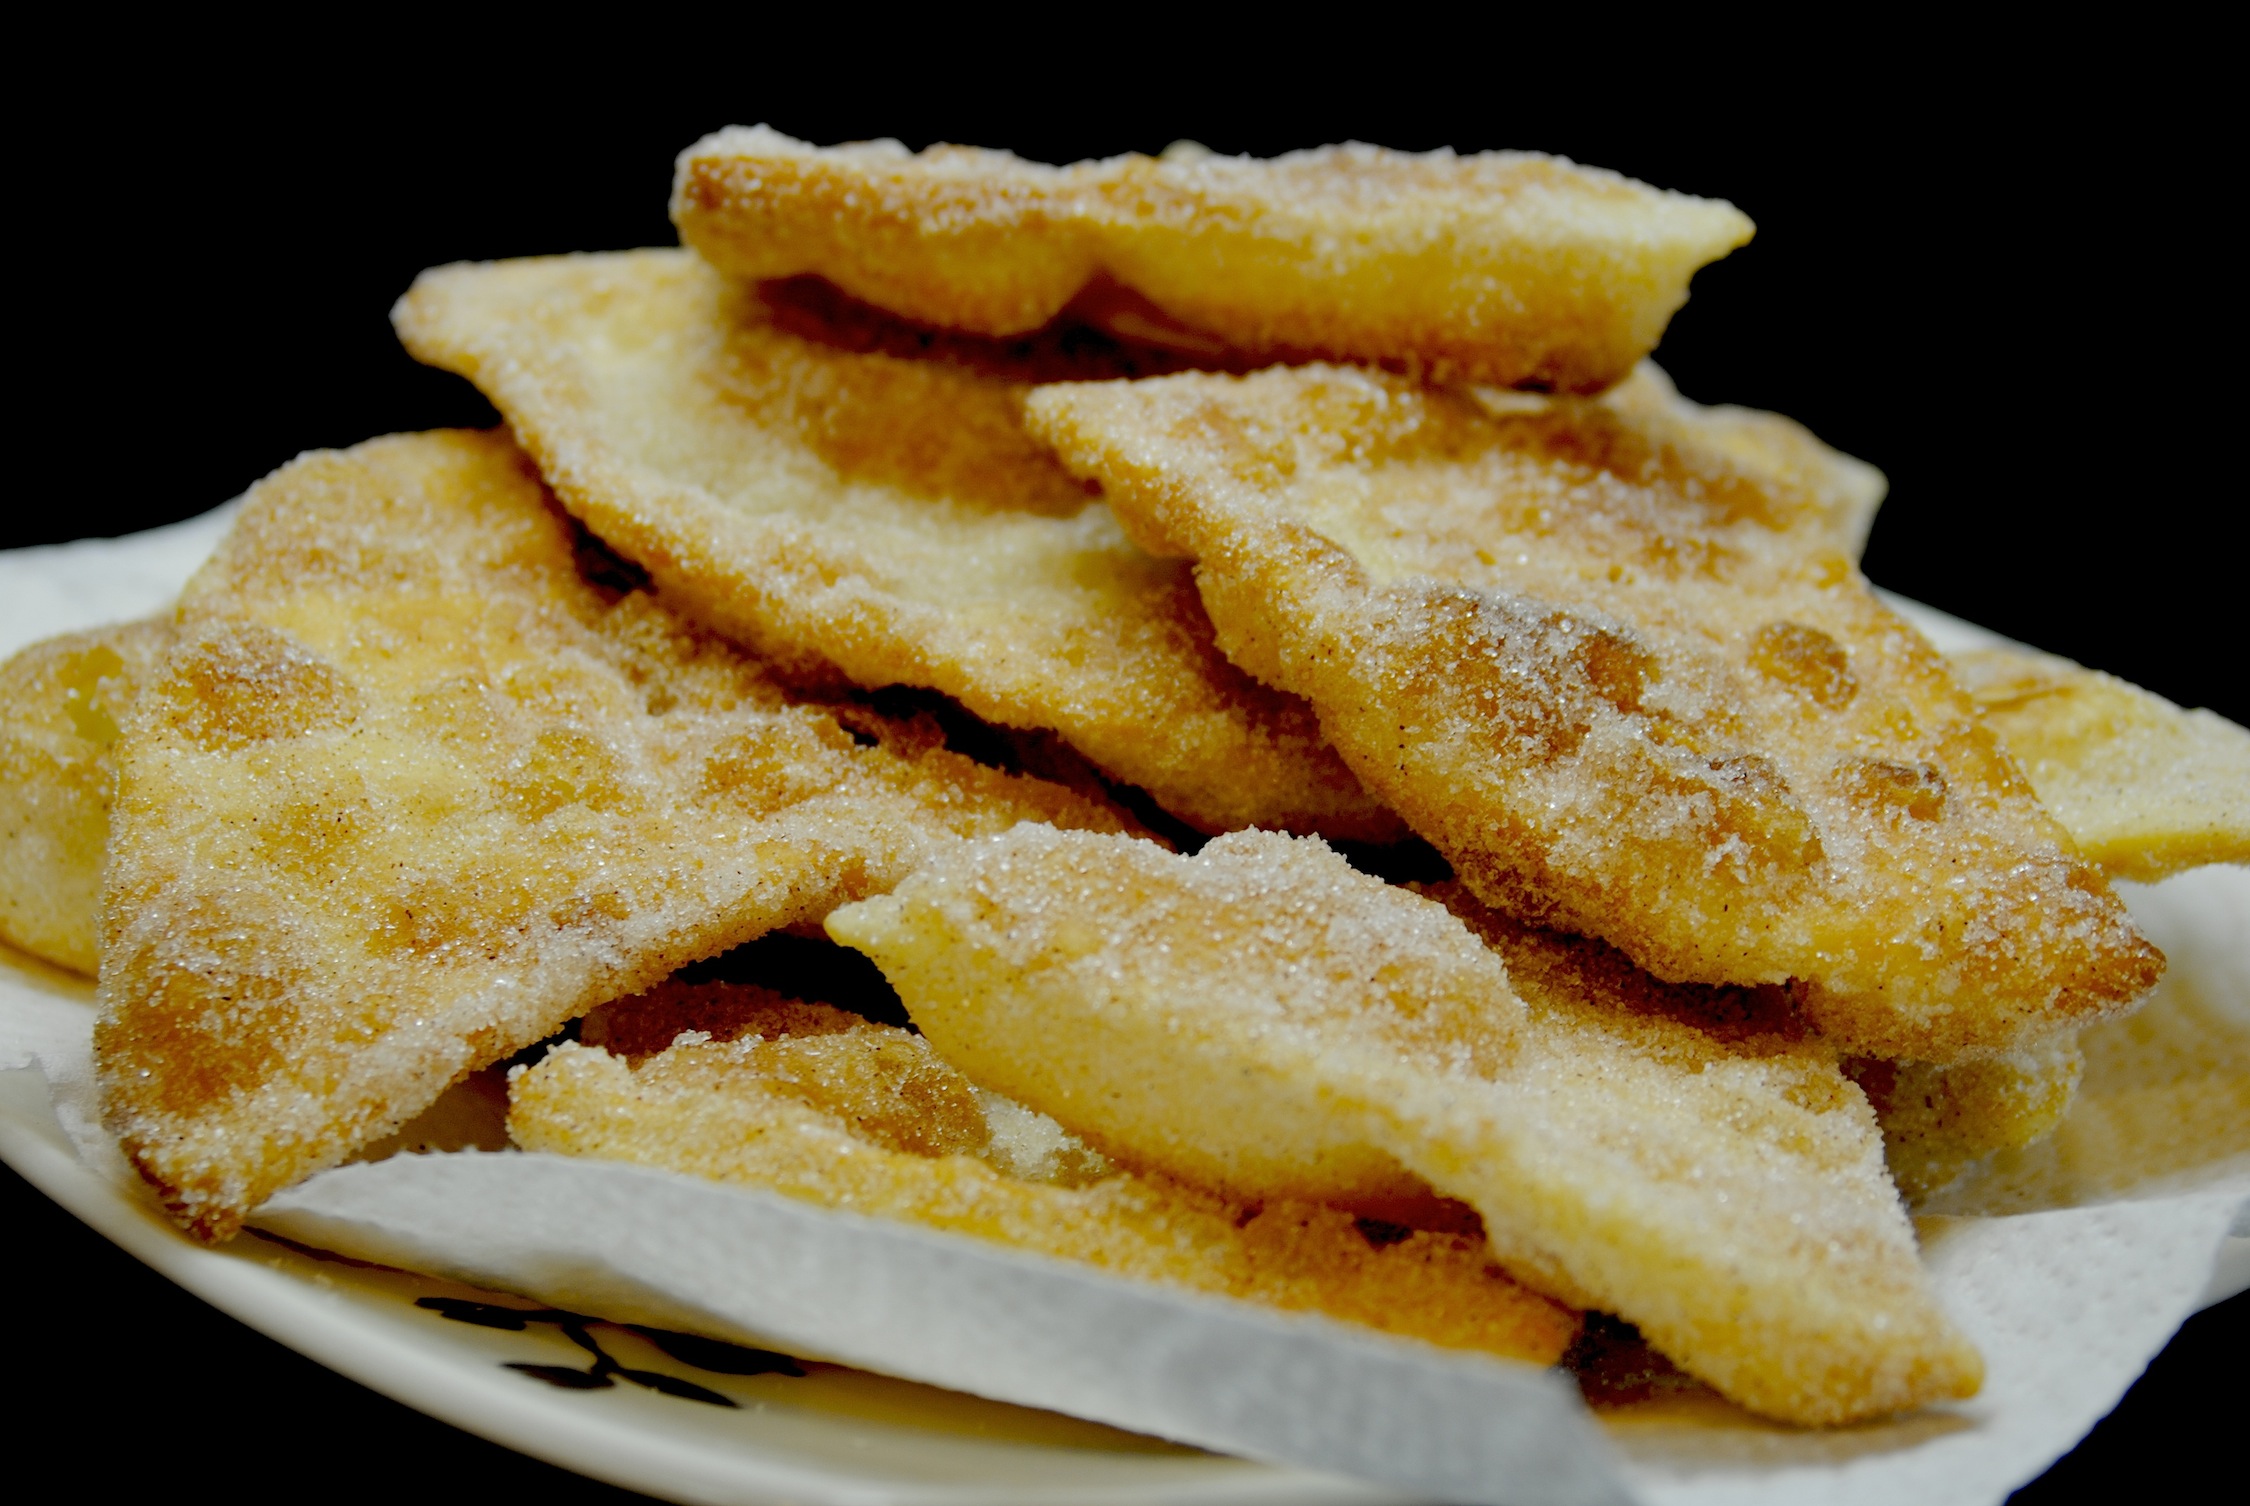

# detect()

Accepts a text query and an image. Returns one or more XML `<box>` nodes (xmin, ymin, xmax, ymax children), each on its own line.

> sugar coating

<box><xmin>1574</xmin><ymin>363</ymin><xmax>1888</xmax><ymax>563</ymax></box>
<box><xmin>93</xmin><ymin>431</ymin><xmax>1128</xmax><ymax>1242</ymax></box>
<box><xmin>672</xmin><ymin>127</ymin><xmax>1754</xmax><ymax>391</ymax></box>
<box><xmin>395</xmin><ymin>251</ymin><xmax>1395</xmax><ymax>839</ymax></box>
<box><xmin>1846</xmin><ymin>647</ymin><xmax>2250</xmax><ymax>1200</ymax></box>
<box><xmin>509</xmin><ymin>989</ymin><xmax>1577</xmax><ymax>1366</ymax></box>
<box><xmin>1952</xmin><ymin>644</ymin><xmax>2250</xmax><ymax>882</ymax></box>
<box><xmin>827</xmin><ymin>826</ymin><xmax>1982</xmax><ymax>1426</ymax></box>
<box><xmin>1847</xmin><ymin>1037</ymin><xmax>2085</xmax><ymax>1200</ymax></box>
<box><xmin>1026</xmin><ymin>366</ymin><xmax>2162</xmax><ymax>1062</ymax></box>
<box><xmin>836</xmin><ymin>828</ymin><xmax>1524</xmax><ymax>1212</ymax></box>
<box><xmin>0</xmin><ymin>618</ymin><xmax>170</xmax><ymax>973</ymax></box>
<box><xmin>1918</xmin><ymin>872</ymin><xmax>2250</xmax><ymax>1215</ymax></box>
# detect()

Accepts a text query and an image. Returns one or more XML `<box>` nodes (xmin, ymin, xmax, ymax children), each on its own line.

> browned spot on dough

<box><xmin>1837</xmin><ymin>758</ymin><xmax>1948</xmax><ymax>823</ymax></box>
<box><xmin>159</xmin><ymin>623</ymin><xmax>361</xmax><ymax>751</ymax></box>
<box><xmin>1750</xmin><ymin>621</ymin><xmax>1857</xmax><ymax>709</ymax></box>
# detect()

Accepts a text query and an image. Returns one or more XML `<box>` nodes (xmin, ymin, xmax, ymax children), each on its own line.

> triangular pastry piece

<box><xmin>829</xmin><ymin>826</ymin><xmax>1982</xmax><ymax>1425</ymax></box>
<box><xmin>511</xmin><ymin>984</ymin><xmax>1579</xmax><ymax>1366</ymax></box>
<box><xmin>95</xmin><ymin>430</ymin><xmax>1125</xmax><ymax>1240</ymax></box>
<box><xmin>1026</xmin><ymin>367</ymin><xmax>2159</xmax><ymax>1061</ymax></box>
<box><xmin>396</xmin><ymin>251</ymin><xmax>1395</xmax><ymax>838</ymax></box>
<box><xmin>673</xmin><ymin>127</ymin><xmax>1754</xmax><ymax>390</ymax></box>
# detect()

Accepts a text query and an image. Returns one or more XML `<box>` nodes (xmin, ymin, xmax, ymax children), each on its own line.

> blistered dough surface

<box><xmin>830</xmin><ymin>825</ymin><xmax>1981</xmax><ymax>1424</ymax></box>
<box><xmin>395</xmin><ymin>251</ymin><xmax>1394</xmax><ymax>838</ymax></box>
<box><xmin>95</xmin><ymin>430</ymin><xmax>1123</xmax><ymax>1240</ymax></box>
<box><xmin>673</xmin><ymin>127</ymin><xmax>1753</xmax><ymax>391</ymax></box>
<box><xmin>512</xmin><ymin>986</ymin><xmax>1576</xmax><ymax>1365</ymax></box>
<box><xmin>1027</xmin><ymin>366</ymin><xmax>2159</xmax><ymax>1061</ymax></box>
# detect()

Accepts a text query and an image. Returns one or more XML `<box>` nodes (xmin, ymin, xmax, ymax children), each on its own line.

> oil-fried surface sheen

<box><xmin>673</xmin><ymin>127</ymin><xmax>1754</xmax><ymax>391</ymax></box>
<box><xmin>1027</xmin><ymin>367</ymin><xmax>2160</xmax><ymax>1062</ymax></box>
<box><xmin>827</xmin><ymin>826</ymin><xmax>1982</xmax><ymax>1425</ymax></box>
<box><xmin>0</xmin><ymin>619</ymin><xmax>169</xmax><ymax>973</ymax></box>
<box><xmin>395</xmin><ymin>251</ymin><xmax>1392</xmax><ymax>838</ymax></box>
<box><xmin>1952</xmin><ymin>644</ymin><xmax>2250</xmax><ymax>882</ymax></box>
<box><xmin>94</xmin><ymin>431</ymin><xmax>1126</xmax><ymax>1241</ymax></box>
<box><xmin>510</xmin><ymin>988</ymin><xmax>1577</xmax><ymax>1366</ymax></box>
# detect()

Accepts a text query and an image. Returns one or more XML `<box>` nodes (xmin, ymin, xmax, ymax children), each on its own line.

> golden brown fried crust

<box><xmin>829</xmin><ymin>826</ymin><xmax>1982</xmax><ymax>1426</ymax></box>
<box><xmin>672</xmin><ymin>128</ymin><xmax>1754</xmax><ymax>391</ymax></box>
<box><xmin>509</xmin><ymin>992</ymin><xmax>1579</xmax><ymax>1367</ymax></box>
<box><xmin>1026</xmin><ymin>367</ymin><xmax>2161</xmax><ymax>1062</ymax></box>
<box><xmin>1584</xmin><ymin>364</ymin><xmax>1887</xmax><ymax>562</ymax></box>
<box><xmin>1952</xmin><ymin>645</ymin><xmax>2250</xmax><ymax>882</ymax></box>
<box><xmin>0</xmin><ymin>619</ymin><xmax>170</xmax><ymax>974</ymax></box>
<box><xmin>394</xmin><ymin>250</ymin><xmax>1398</xmax><ymax>840</ymax></box>
<box><xmin>1842</xmin><ymin>650</ymin><xmax>2249</xmax><ymax>1195</ymax></box>
<box><xmin>1916</xmin><ymin>908</ymin><xmax>2250</xmax><ymax>1215</ymax></box>
<box><xmin>1848</xmin><ymin>1039</ymin><xmax>2086</xmax><ymax>1201</ymax></box>
<box><xmin>94</xmin><ymin>431</ymin><xmax>1129</xmax><ymax>1242</ymax></box>
<box><xmin>578</xmin><ymin>979</ymin><xmax>863</xmax><ymax>1059</ymax></box>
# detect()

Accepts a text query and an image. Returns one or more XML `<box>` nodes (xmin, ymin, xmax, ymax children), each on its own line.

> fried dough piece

<box><xmin>673</xmin><ymin>127</ymin><xmax>1754</xmax><ymax>391</ymax></box>
<box><xmin>1847</xmin><ymin>1039</ymin><xmax>2086</xmax><ymax>1200</ymax></box>
<box><xmin>828</xmin><ymin>826</ymin><xmax>1981</xmax><ymax>1425</ymax></box>
<box><xmin>396</xmin><ymin>251</ymin><xmax>1394</xmax><ymax>839</ymax></box>
<box><xmin>1919</xmin><ymin>866</ymin><xmax>2250</xmax><ymax>1215</ymax></box>
<box><xmin>512</xmin><ymin>988</ymin><xmax>1577</xmax><ymax>1365</ymax></box>
<box><xmin>1579</xmin><ymin>364</ymin><xmax>1887</xmax><ymax>561</ymax></box>
<box><xmin>577</xmin><ymin>978</ymin><xmax>856</xmax><ymax>1059</ymax></box>
<box><xmin>1027</xmin><ymin>368</ymin><xmax>2159</xmax><ymax>1062</ymax></box>
<box><xmin>0</xmin><ymin>619</ymin><xmax>169</xmax><ymax>973</ymax></box>
<box><xmin>1952</xmin><ymin>644</ymin><xmax>2250</xmax><ymax>881</ymax></box>
<box><xmin>1852</xmin><ymin>643</ymin><xmax>2250</xmax><ymax>1192</ymax></box>
<box><xmin>95</xmin><ymin>431</ymin><xmax>1127</xmax><ymax>1241</ymax></box>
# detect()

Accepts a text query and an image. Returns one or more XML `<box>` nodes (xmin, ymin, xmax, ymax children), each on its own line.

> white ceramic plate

<box><xmin>0</xmin><ymin>510</ymin><xmax>1409</xmax><ymax>1505</ymax></box>
<box><xmin>0</xmin><ymin>1019</ymin><xmax>1387</xmax><ymax>1506</ymax></box>
<box><xmin>4</xmin><ymin>516</ymin><xmax>2245</xmax><ymax>1506</ymax></box>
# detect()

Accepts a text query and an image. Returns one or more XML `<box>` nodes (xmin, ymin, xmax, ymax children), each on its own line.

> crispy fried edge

<box><xmin>672</xmin><ymin>127</ymin><xmax>1752</xmax><ymax>390</ymax></box>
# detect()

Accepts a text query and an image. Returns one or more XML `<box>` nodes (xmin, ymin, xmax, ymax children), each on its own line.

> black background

<box><xmin>11</xmin><ymin>48</ymin><xmax>2240</xmax><ymax>722</ymax></box>
<box><xmin>5</xmin><ymin>34</ymin><xmax>2240</xmax><ymax>1501</ymax></box>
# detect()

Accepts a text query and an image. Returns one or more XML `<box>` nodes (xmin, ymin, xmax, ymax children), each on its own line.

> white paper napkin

<box><xmin>4</xmin><ymin>508</ymin><xmax>2244</xmax><ymax>1506</ymax></box>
